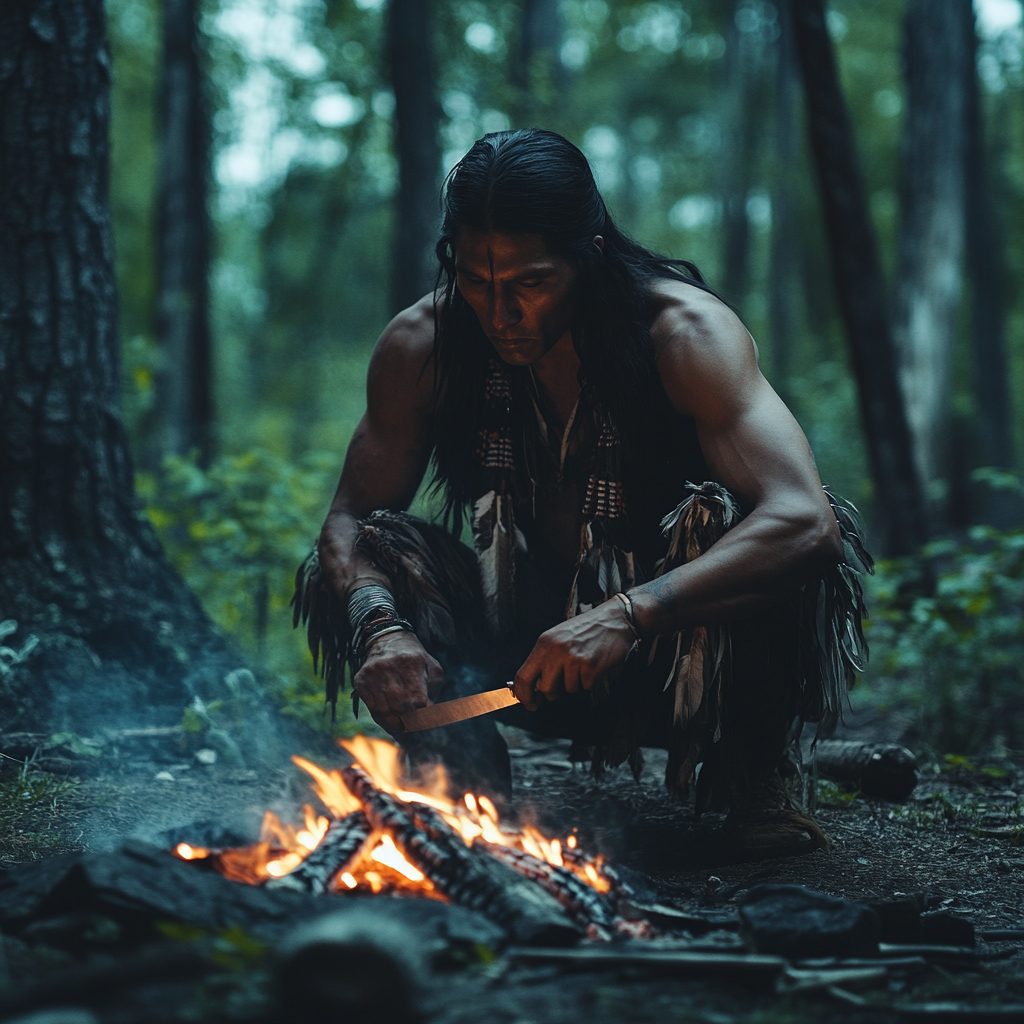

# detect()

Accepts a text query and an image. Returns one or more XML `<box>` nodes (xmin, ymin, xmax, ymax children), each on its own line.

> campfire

<box><xmin>173</xmin><ymin>736</ymin><xmax>649</xmax><ymax>941</ymax></box>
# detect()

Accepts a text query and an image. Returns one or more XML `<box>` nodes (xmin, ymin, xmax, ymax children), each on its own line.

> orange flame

<box><xmin>175</xmin><ymin>735</ymin><xmax>612</xmax><ymax>896</ymax></box>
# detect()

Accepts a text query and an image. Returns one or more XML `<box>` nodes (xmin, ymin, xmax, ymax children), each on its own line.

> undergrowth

<box><xmin>0</xmin><ymin>759</ymin><xmax>82</xmax><ymax>862</ymax></box>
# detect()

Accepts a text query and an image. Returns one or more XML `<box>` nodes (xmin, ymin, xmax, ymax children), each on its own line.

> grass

<box><xmin>0</xmin><ymin>757</ymin><xmax>83</xmax><ymax>864</ymax></box>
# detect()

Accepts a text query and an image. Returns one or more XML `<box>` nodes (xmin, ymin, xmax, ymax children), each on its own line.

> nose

<box><xmin>490</xmin><ymin>285</ymin><xmax>522</xmax><ymax>333</ymax></box>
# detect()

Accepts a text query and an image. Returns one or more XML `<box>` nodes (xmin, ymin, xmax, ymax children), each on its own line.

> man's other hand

<box><xmin>512</xmin><ymin>598</ymin><xmax>636</xmax><ymax>710</ymax></box>
<box><xmin>352</xmin><ymin>631</ymin><xmax>444</xmax><ymax>733</ymax></box>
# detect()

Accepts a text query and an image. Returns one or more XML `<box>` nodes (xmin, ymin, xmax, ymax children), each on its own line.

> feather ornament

<box><xmin>566</xmin><ymin>520</ymin><xmax>636</xmax><ymax>619</ymax></box>
<box><xmin>472</xmin><ymin>490</ymin><xmax>523</xmax><ymax>636</ymax></box>
<box><xmin>654</xmin><ymin>482</ymin><xmax>740</xmax><ymax>742</ymax></box>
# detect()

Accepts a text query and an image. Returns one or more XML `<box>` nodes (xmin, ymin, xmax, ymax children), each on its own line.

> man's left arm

<box><xmin>628</xmin><ymin>293</ymin><xmax>843</xmax><ymax>635</ymax></box>
<box><xmin>513</xmin><ymin>291</ymin><xmax>843</xmax><ymax>708</ymax></box>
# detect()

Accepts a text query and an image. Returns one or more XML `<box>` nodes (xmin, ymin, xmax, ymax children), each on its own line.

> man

<box><xmin>297</xmin><ymin>129</ymin><xmax>870</xmax><ymax>859</ymax></box>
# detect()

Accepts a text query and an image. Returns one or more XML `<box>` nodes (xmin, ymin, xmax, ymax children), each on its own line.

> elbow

<box><xmin>804</xmin><ymin>507</ymin><xmax>844</xmax><ymax>575</ymax></box>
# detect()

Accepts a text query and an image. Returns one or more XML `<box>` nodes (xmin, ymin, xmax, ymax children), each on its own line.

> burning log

<box><xmin>480</xmin><ymin>842</ymin><xmax>620</xmax><ymax>941</ymax></box>
<box><xmin>275</xmin><ymin>812</ymin><xmax>373</xmax><ymax>895</ymax></box>
<box><xmin>340</xmin><ymin>765</ymin><xmax>579</xmax><ymax>944</ymax></box>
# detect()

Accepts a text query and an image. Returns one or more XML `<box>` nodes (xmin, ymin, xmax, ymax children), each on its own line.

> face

<box><xmin>454</xmin><ymin>228</ymin><xmax>580</xmax><ymax>367</ymax></box>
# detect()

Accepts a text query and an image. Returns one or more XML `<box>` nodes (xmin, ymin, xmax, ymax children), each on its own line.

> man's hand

<box><xmin>512</xmin><ymin>598</ymin><xmax>637</xmax><ymax>710</ymax></box>
<box><xmin>352</xmin><ymin>630</ymin><xmax>444</xmax><ymax>733</ymax></box>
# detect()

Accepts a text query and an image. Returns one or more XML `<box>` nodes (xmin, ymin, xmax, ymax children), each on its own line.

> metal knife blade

<box><xmin>400</xmin><ymin>684</ymin><xmax>518</xmax><ymax>732</ymax></box>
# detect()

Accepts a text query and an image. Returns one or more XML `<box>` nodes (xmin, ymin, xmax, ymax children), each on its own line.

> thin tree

<box><xmin>388</xmin><ymin>0</ymin><xmax>441</xmax><ymax>313</ymax></box>
<box><xmin>153</xmin><ymin>0</ymin><xmax>213</xmax><ymax>466</ymax></box>
<box><xmin>0</xmin><ymin>0</ymin><xmax>233</xmax><ymax>731</ymax></box>
<box><xmin>963</xmin><ymin>1</ymin><xmax>1013</xmax><ymax>471</ymax></box>
<box><xmin>789</xmin><ymin>0</ymin><xmax>928</xmax><ymax>557</ymax></box>
<box><xmin>768</xmin><ymin>0</ymin><xmax>798</xmax><ymax>402</ymax></box>
<box><xmin>719</xmin><ymin>0</ymin><xmax>764</xmax><ymax>310</ymax></box>
<box><xmin>893</xmin><ymin>0</ymin><xmax>970</xmax><ymax>510</ymax></box>
<box><xmin>514</xmin><ymin>0</ymin><xmax>565</xmax><ymax>124</ymax></box>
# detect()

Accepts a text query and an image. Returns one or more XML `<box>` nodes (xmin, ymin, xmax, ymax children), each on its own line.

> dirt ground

<box><xmin>2</xmin><ymin>712</ymin><xmax>1023</xmax><ymax>1022</ymax></box>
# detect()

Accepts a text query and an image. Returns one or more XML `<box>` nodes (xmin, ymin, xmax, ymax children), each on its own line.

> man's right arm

<box><xmin>317</xmin><ymin>295</ymin><xmax>441</xmax><ymax>731</ymax></box>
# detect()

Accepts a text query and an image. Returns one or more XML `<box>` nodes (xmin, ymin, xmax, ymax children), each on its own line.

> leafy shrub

<box><xmin>865</xmin><ymin>508</ymin><xmax>1024</xmax><ymax>752</ymax></box>
<box><xmin>138</xmin><ymin>448</ymin><xmax>370</xmax><ymax>734</ymax></box>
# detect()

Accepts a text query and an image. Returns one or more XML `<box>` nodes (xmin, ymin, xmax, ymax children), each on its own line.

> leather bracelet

<box><xmin>613</xmin><ymin>592</ymin><xmax>642</xmax><ymax>660</ymax></box>
<box><xmin>352</xmin><ymin>614</ymin><xmax>414</xmax><ymax>668</ymax></box>
<box><xmin>613</xmin><ymin>592</ymin><xmax>642</xmax><ymax>645</ymax></box>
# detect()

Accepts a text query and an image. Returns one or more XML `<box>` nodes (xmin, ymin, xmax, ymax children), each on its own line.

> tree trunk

<box><xmin>0</xmin><ymin>0</ymin><xmax>233</xmax><ymax>733</ymax></box>
<box><xmin>720</xmin><ymin>0</ymin><xmax>762</xmax><ymax>310</ymax></box>
<box><xmin>963</xmin><ymin>3</ymin><xmax>1013</xmax><ymax>472</ymax></box>
<box><xmin>514</xmin><ymin>0</ymin><xmax>565</xmax><ymax>124</ymax></box>
<box><xmin>893</xmin><ymin>0</ymin><xmax>969</xmax><ymax>513</ymax></box>
<box><xmin>768</xmin><ymin>0</ymin><xmax>797</xmax><ymax>402</ymax></box>
<box><xmin>789</xmin><ymin>0</ymin><xmax>928</xmax><ymax>557</ymax></box>
<box><xmin>152</xmin><ymin>0</ymin><xmax>213</xmax><ymax>466</ymax></box>
<box><xmin>388</xmin><ymin>0</ymin><xmax>441</xmax><ymax>314</ymax></box>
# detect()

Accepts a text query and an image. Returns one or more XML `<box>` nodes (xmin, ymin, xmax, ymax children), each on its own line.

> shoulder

<box><xmin>645</xmin><ymin>277</ymin><xmax>761</xmax><ymax>424</ymax></box>
<box><xmin>367</xmin><ymin>292</ymin><xmax>438</xmax><ymax>411</ymax></box>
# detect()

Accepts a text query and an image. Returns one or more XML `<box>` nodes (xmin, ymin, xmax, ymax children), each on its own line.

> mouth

<box><xmin>490</xmin><ymin>336</ymin><xmax>537</xmax><ymax>347</ymax></box>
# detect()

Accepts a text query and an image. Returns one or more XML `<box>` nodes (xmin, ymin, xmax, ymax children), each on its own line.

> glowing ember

<box><xmin>174</xmin><ymin>734</ymin><xmax>613</xmax><ymax>899</ymax></box>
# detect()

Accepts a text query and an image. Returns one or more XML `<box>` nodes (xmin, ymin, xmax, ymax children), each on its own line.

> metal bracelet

<box><xmin>347</xmin><ymin>584</ymin><xmax>397</xmax><ymax>636</ymax></box>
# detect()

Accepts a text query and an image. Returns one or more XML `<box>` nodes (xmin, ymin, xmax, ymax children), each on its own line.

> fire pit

<box><xmin>173</xmin><ymin>736</ymin><xmax>652</xmax><ymax>942</ymax></box>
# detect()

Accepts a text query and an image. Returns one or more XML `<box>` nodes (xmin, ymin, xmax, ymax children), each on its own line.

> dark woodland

<box><xmin>1</xmin><ymin>0</ymin><xmax>1023</xmax><ymax>1020</ymax></box>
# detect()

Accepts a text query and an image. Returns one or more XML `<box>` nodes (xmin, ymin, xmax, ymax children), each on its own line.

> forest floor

<box><xmin>1</xmin><ymin>708</ymin><xmax>1023</xmax><ymax>1022</ymax></box>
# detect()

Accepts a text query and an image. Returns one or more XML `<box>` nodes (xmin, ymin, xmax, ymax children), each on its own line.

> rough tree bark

<box><xmin>153</xmin><ymin>0</ymin><xmax>213</xmax><ymax>467</ymax></box>
<box><xmin>768</xmin><ymin>0</ymin><xmax>797</xmax><ymax>402</ymax></box>
<box><xmin>388</xmin><ymin>0</ymin><xmax>441</xmax><ymax>314</ymax></box>
<box><xmin>789</xmin><ymin>0</ymin><xmax>928</xmax><ymax>557</ymax></box>
<box><xmin>893</xmin><ymin>0</ymin><xmax>969</xmax><ymax>510</ymax></box>
<box><xmin>0</xmin><ymin>0</ymin><xmax>234</xmax><ymax>733</ymax></box>
<box><xmin>963</xmin><ymin>2</ymin><xmax>1013</xmax><ymax>471</ymax></box>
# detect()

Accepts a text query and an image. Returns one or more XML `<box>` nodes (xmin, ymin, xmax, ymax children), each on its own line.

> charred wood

<box><xmin>480</xmin><ymin>843</ymin><xmax>622</xmax><ymax>941</ymax></box>
<box><xmin>279</xmin><ymin>813</ymin><xmax>373</xmax><ymax>895</ymax></box>
<box><xmin>340</xmin><ymin>767</ymin><xmax>579</xmax><ymax>944</ymax></box>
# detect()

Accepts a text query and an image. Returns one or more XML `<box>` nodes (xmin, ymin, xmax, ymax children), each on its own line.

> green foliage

<box><xmin>139</xmin><ymin>449</ymin><xmax>386</xmax><ymax>736</ymax></box>
<box><xmin>864</xmin><ymin>516</ymin><xmax>1024</xmax><ymax>752</ymax></box>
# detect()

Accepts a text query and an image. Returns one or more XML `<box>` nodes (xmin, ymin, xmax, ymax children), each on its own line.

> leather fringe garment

<box><xmin>293</xmin><ymin>360</ymin><xmax>873</xmax><ymax>807</ymax></box>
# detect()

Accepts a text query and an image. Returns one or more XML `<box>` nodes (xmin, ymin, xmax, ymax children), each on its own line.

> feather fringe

<box><xmin>292</xmin><ymin>511</ymin><xmax>483</xmax><ymax>715</ymax></box>
<box><xmin>566</xmin><ymin>520</ymin><xmax>636</xmax><ymax>619</ymax></box>
<box><xmin>656</xmin><ymin>482</ymin><xmax>739</xmax><ymax>739</ymax></box>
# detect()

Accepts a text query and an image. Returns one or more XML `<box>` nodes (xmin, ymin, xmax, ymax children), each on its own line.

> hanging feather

<box><xmin>566</xmin><ymin>519</ymin><xmax>636</xmax><ymax>619</ymax></box>
<box><xmin>674</xmin><ymin>626</ymin><xmax>706</xmax><ymax>727</ymax></box>
<box><xmin>471</xmin><ymin>490</ymin><xmax>523</xmax><ymax>636</ymax></box>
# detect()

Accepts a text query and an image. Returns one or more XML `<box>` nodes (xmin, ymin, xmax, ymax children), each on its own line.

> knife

<box><xmin>400</xmin><ymin>683</ymin><xmax>519</xmax><ymax>732</ymax></box>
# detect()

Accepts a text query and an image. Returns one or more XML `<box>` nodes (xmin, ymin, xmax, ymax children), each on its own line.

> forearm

<box><xmin>317</xmin><ymin>507</ymin><xmax>392</xmax><ymax>603</ymax></box>
<box><xmin>628</xmin><ymin>503</ymin><xmax>841</xmax><ymax>637</ymax></box>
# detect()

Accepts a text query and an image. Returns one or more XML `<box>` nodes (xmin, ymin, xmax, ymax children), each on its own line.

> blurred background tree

<box><xmin>101</xmin><ymin>0</ymin><xmax>1024</xmax><ymax>748</ymax></box>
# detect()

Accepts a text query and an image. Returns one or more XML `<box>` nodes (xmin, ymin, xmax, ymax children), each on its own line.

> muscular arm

<box><xmin>628</xmin><ymin>284</ymin><xmax>843</xmax><ymax>635</ymax></box>
<box><xmin>317</xmin><ymin>295</ymin><xmax>440</xmax><ymax>730</ymax></box>
<box><xmin>318</xmin><ymin>297</ymin><xmax>435</xmax><ymax>599</ymax></box>
<box><xmin>513</xmin><ymin>283</ymin><xmax>842</xmax><ymax>707</ymax></box>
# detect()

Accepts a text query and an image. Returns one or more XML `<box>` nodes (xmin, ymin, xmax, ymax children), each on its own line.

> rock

<box><xmin>275</xmin><ymin>909</ymin><xmax>424</xmax><ymax>1024</ymax></box>
<box><xmin>921</xmin><ymin>910</ymin><xmax>975</xmax><ymax>948</ymax></box>
<box><xmin>739</xmin><ymin>884</ymin><xmax>880</xmax><ymax>959</ymax></box>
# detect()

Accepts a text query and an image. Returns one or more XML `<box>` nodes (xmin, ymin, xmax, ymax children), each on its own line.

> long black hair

<box><xmin>430</xmin><ymin>128</ymin><xmax>712</xmax><ymax>531</ymax></box>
